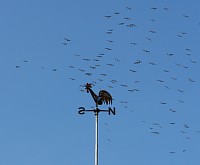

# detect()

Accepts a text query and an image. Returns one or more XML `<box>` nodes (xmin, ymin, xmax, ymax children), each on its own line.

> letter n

<box><xmin>108</xmin><ymin>107</ymin><xmax>116</xmax><ymax>115</ymax></box>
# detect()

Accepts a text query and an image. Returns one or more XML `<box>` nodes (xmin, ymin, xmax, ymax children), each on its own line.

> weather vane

<box><xmin>78</xmin><ymin>83</ymin><xmax>116</xmax><ymax>165</ymax></box>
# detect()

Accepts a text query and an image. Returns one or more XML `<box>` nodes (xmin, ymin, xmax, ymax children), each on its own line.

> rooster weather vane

<box><xmin>86</xmin><ymin>83</ymin><xmax>112</xmax><ymax>106</ymax></box>
<box><xmin>78</xmin><ymin>83</ymin><xmax>115</xmax><ymax>115</ymax></box>
<box><xmin>78</xmin><ymin>83</ymin><xmax>116</xmax><ymax>165</ymax></box>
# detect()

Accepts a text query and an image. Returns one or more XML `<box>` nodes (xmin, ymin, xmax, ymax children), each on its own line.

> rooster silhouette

<box><xmin>85</xmin><ymin>83</ymin><xmax>112</xmax><ymax>106</ymax></box>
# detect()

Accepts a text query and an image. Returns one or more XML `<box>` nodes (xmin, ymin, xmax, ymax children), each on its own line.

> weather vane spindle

<box><xmin>78</xmin><ymin>83</ymin><xmax>115</xmax><ymax>165</ymax></box>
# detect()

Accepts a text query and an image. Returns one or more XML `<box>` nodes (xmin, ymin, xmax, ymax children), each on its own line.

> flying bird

<box><xmin>129</xmin><ymin>69</ymin><xmax>137</xmax><ymax>73</ymax></box>
<box><xmin>85</xmin><ymin>83</ymin><xmax>112</xmax><ymax>106</ymax></box>
<box><xmin>134</xmin><ymin>60</ymin><xmax>141</xmax><ymax>64</ymax></box>
<box><xmin>183</xmin><ymin>14</ymin><xmax>189</xmax><ymax>18</ymax></box>
<box><xmin>114</xmin><ymin>12</ymin><xmax>120</xmax><ymax>15</ymax></box>
<box><xmin>107</xmin><ymin>40</ymin><xmax>114</xmax><ymax>43</ymax></box>
<box><xmin>64</xmin><ymin>38</ymin><xmax>71</xmax><ymax>42</ymax></box>
<box><xmin>149</xmin><ymin>30</ymin><xmax>156</xmax><ymax>33</ymax></box>
<box><xmin>105</xmin><ymin>47</ymin><xmax>112</xmax><ymax>51</ymax></box>
<box><xmin>130</xmin><ymin>42</ymin><xmax>137</xmax><ymax>45</ymax></box>
<box><xmin>151</xmin><ymin>131</ymin><xmax>159</xmax><ymax>135</ymax></box>
<box><xmin>166</xmin><ymin>53</ymin><xmax>174</xmax><ymax>56</ymax></box>
<box><xmin>105</xmin><ymin>15</ymin><xmax>111</xmax><ymax>18</ymax></box>
<box><xmin>118</xmin><ymin>22</ymin><xmax>125</xmax><ymax>25</ymax></box>
<box><xmin>127</xmin><ymin>24</ymin><xmax>136</xmax><ymax>27</ymax></box>
<box><xmin>100</xmin><ymin>73</ymin><xmax>107</xmax><ymax>76</ymax></box>
<box><xmin>143</xmin><ymin>49</ymin><xmax>150</xmax><ymax>53</ymax></box>
<box><xmin>85</xmin><ymin>72</ymin><xmax>92</xmax><ymax>76</ymax></box>
<box><xmin>190</xmin><ymin>60</ymin><xmax>197</xmax><ymax>64</ymax></box>
<box><xmin>160</xmin><ymin>102</ymin><xmax>167</xmax><ymax>104</ymax></box>
<box><xmin>124</xmin><ymin>17</ymin><xmax>131</xmax><ymax>20</ymax></box>
<box><xmin>61</xmin><ymin>42</ymin><xmax>67</xmax><ymax>45</ymax></box>
<box><xmin>169</xmin><ymin>109</ymin><xmax>176</xmax><ymax>113</ymax></box>
<box><xmin>126</xmin><ymin>7</ymin><xmax>132</xmax><ymax>10</ymax></box>
<box><xmin>188</xmin><ymin>78</ymin><xmax>195</xmax><ymax>82</ymax></box>
<box><xmin>157</xmin><ymin>79</ymin><xmax>164</xmax><ymax>83</ymax></box>
<box><xmin>169</xmin><ymin>151</ymin><xmax>175</xmax><ymax>154</ymax></box>
<box><xmin>148</xmin><ymin>62</ymin><xmax>156</xmax><ymax>65</ymax></box>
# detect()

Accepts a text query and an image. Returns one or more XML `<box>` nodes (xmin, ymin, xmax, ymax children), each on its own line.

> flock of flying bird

<box><xmin>61</xmin><ymin>6</ymin><xmax>199</xmax><ymax>156</ymax></box>
<box><xmin>16</xmin><ymin>5</ymin><xmax>199</xmax><ymax>156</ymax></box>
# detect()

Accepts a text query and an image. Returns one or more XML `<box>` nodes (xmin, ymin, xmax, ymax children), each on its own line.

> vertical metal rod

<box><xmin>95</xmin><ymin>106</ymin><xmax>99</xmax><ymax>165</ymax></box>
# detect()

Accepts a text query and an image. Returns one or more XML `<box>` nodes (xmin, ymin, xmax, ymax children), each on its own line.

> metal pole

<box><xmin>95</xmin><ymin>106</ymin><xmax>99</xmax><ymax>165</ymax></box>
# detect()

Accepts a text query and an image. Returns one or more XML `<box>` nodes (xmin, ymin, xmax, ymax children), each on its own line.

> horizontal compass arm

<box><xmin>78</xmin><ymin>107</ymin><xmax>96</xmax><ymax>115</ymax></box>
<box><xmin>78</xmin><ymin>107</ymin><xmax>116</xmax><ymax>115</ymax></box>
<box><xmin>98</xmin><ymin>110</ymin><xmax>108</xmax><ymax>112</ymax></box>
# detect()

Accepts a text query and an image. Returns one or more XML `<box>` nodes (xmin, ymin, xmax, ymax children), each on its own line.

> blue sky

<box><xmin>0</xmin><ymin>0</ymin><xmax>200</xmax><ymax>165</ymax></box>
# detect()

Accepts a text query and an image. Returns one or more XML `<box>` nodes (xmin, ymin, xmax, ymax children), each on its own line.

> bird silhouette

<box><xmin>85</xmin><ymin>83</ymin><xmax>112</xmax><ymax>106</ymax></box>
